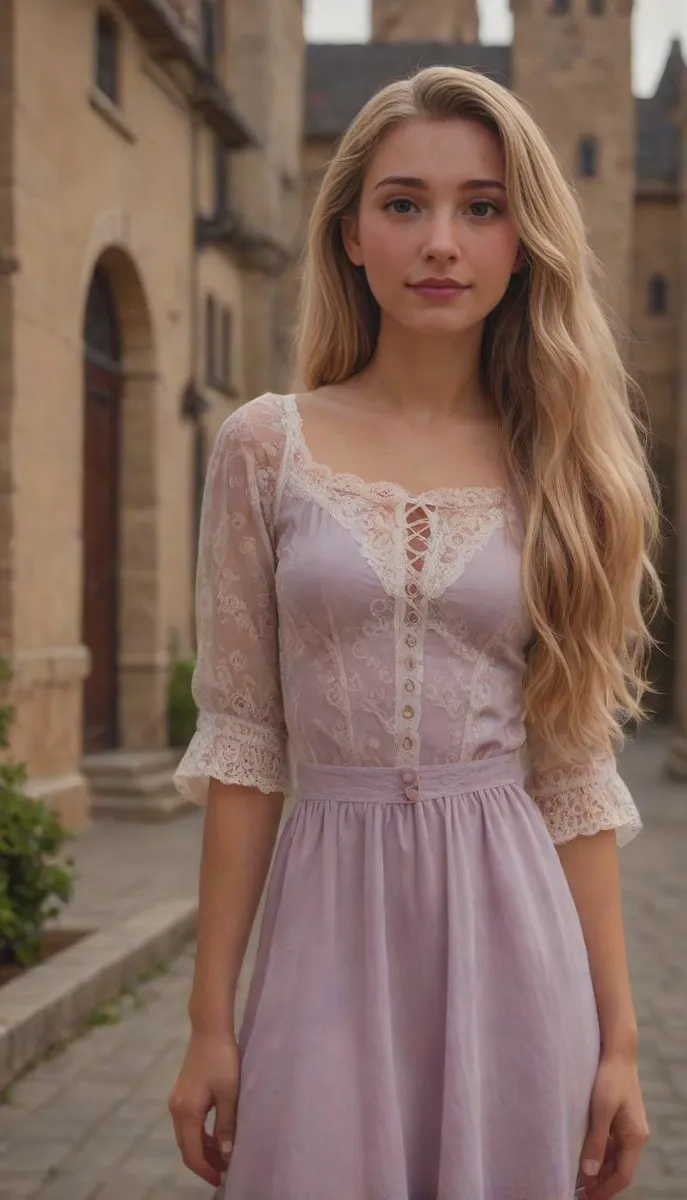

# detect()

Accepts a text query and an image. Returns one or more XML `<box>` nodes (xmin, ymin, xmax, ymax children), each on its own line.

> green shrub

<box><xmin>0</xmin><ymin>657</ymin><xmax>76</xmax><ymax>968</ymax></box>
<box><xmin>167</xmin><ymin>654</ymin><xmax>198</xmax><ymax>748</ymax></box>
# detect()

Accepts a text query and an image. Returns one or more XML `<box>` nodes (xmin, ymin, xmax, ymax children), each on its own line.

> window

<box><xmin>200</xmin><ymin>0</ymin><xmax>218</xmax><ymax>71</ymax></box>
<box><xmin>578</xmin><ymin>136</ymin><xmax>599</xmax><ymax>178</ymax></box>
<box><xmin>205</xmin><ymin>296</ymin><xmax>233</xmax><ymax>390</ymax></box>
<box><xmin>649</xmin><ymin>275</ymin><xmax>669</xmax><ymax>316</ymax></box>
<box><xmin>205</xmin><ymin>294</ymin><xmax>217</xmax><ymax>383</ymax></box>
<box><xmin>95</xmin><ymin>10</ymin><xmax>119</xmax><ymax>103</ymax></box>
<box><xmin>213</xmin><ymin>139</ymin><xmax>228</xmax><ymax>214</ymax></box>
<box><xmin>551</xmin><ymin>0</ymin><xmax>571</xmax><ymax>12</ymax></box>
<box><xmin>589</xmin><ymin>0</ymin><xmax>605</xmax><ymax>12</ymax></box>
<box><xmin>220</xmin><ymin>308</ymin><xmax>233</xmax><ymax>389</ymax></box>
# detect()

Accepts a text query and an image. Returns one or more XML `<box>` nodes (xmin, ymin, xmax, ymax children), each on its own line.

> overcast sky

<box><xmin>304</xmin><ymin>0</ymin><xmax>687</xmax><ymax>97</ymax></box>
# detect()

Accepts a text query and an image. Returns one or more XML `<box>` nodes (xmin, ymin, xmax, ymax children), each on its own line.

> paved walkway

<box><xmin>0</xmin><ymin>726</ymin><xmax>685</xmax><ymax>1198</ymax></box>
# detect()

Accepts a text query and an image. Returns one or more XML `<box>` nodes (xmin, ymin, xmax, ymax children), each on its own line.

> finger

<box><xmin>213</xmin><ymin>1088</ymin><xmax>239</xmax><ymax>1163</ymax></box>
<box><xmin>591</xmin><ymin>1144</ymin><xmax>642</xmax><ymax>1199</ymax></box>
<box><xmin>174</xmin><ymin>1109</ymin><xmax>222</xmax><ymax>1187</ymax></box>
<box><xmin>202</xmin><ymin>1127</ymin><xmax>227</xmax><ymax>1174</ymax></box>
<box><xmin>580</xmin><ymin>1097</ymin><xmax>614</xmax><ymax>1186</ymax></box>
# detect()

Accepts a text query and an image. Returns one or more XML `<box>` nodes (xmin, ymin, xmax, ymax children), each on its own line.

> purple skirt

<box><xmin>223</xmin><ymin>753</ymin><xmax>600</xmax><ymax>1200</ymax></box>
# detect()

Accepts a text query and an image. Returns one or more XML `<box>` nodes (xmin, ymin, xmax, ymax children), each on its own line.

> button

<box><xmin>405</xmin><ymin>786</ymin><xmax>420</xmax><ymax>803</ymax></box>
<box><xmin>402</xmin><ymin>736</ymin><xmax>414</xmax><ymax>750</ymax></box>
<box><xmin>405</xmin><ymin>633</ymin><xmax>417</xmax><ymax>648</ymax></box>
<box><xmin>407</xmin><ymin>611</ymin><xmax>420</xmax><ymax>625</ymax></box>
<box><xmin>405</xmin><ymin>581</ymin><xmax>420</xmax><ymax>598</ymax></box>
<box><xmin>404</xmin><ymin>680</ymin><xmax>415</xmax><ymax>693</ymax></box>
<box><xmin>404</xmin><ymin>657</ymin><xmax>416</xmax><ymax>671</ymax></box>
<box><xmin>401</xmin><ymin>770</ymin><xmax>415</xmax><ymax>785</ymax></box>
<box><xmin>402</xmin><ymin>705</ymin><xmax>414</xmax><ymax>720</ymax></box>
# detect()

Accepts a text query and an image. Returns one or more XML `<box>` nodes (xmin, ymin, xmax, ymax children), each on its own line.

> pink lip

<box><xmin>409</xmin><ymin>281</ymin><xmax>469</xmax><ymax>298</ymax></box>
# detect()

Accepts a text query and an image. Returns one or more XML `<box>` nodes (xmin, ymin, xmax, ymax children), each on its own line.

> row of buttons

<box><xmin>401</xmin><ymin>620</ymin><xmax>419</xmax><ymax>754</ymax></box>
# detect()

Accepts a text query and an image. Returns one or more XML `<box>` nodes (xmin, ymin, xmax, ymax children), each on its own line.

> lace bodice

<box><xmin>174</xmin><ymin>393</ymin><xmax>641</xmax><ymax>847</ymax></box>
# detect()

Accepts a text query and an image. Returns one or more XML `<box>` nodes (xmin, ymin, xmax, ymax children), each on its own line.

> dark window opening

<box><xmin>220</xmin><ymin>308</ymin><xmax>232</xmax><ymax>388</ymax></box>
<box><xmin>95</xmin><ymin>10</ymin><xmax>120</xmax><ymax>104</ymax></box>
<box><xmin>214</xmin><ymin>140</ymin><xmax>229</xmax><ymax>214</ymax></box>
<box><xmin>578</xmin><ymin>136</ymin><xmax>599</xmax><ymax>178</ymax></box>
<box><xmin>589</xmin><ymin>0</ymin><xmax>605</xmax><ymax>13</ymax></box>
<box><xmin>84</xmin><ymin>267</ymin><xmax>121</xmax><ymax>367</ymax></box>
<box><xmin>551</xmin><ymin>0</ymin><xmax>571</xmax><ymax>13</ymax></box>
<box><xmin>649</xmin><ymin>275</ymin><xmax>669</xmax><ymax>316</ymax></box>
<box><xmin>200</xmin><ymin>0</ymin><xmax>219</xmax><ymax>72</ymax></box>
<box><xmin>205</xmin><ymin>294</ymin><xmax>217</xmax><ymax>383</ymax></box>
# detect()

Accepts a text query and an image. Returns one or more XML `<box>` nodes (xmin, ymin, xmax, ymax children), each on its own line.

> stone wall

<box><xmin>371</xmin><ymin>0</ymin><xmax>478</xmax><ymax>42</ymax></box>
<box><xmin>510</xmin><ymin>0</ymin><xmax>635</xmax><ymax>324</ymax></box>
<box><xmin>0</xmin><ymin>0</ymin><xmax>15</xmax><ymax>662</ymax></box>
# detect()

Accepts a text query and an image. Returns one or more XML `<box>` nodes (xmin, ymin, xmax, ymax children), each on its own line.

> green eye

<box><xmin>384</xmin><ymin>198</ymin><xmax>417</xmax><ymax>215</ymax></box>
<box><xmin>469</xmin><ymin>200</ymin><xmax>499</xmax><ymax>218</ymax></box>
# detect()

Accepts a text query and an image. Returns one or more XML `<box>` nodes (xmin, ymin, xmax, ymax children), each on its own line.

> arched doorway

<box><xmin>82</xmin><ymin>266</ymin><xmax>122</xmax><ymax>751</ymax></box>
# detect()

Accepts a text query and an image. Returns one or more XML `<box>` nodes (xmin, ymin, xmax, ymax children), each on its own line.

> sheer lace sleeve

<box><xmin>174</xmin><ymin>397</ymin><xmax>287</xmax><ymax>802</ymax></box>
<box><xmin>524</xmin><ymin>728</ymin><xmax>642</xmax><ymax>848</ymax></box>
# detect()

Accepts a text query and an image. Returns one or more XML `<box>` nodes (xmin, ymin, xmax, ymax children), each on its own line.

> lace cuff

<box><xmin>528</xmin><ymin>757</ymin><xmax>642</xmax><ymax>848</ymax></box>
<box><xmin>173</xmin><ymin>712</ymin><xmax>287</xmax><ymax>803</ymax></box>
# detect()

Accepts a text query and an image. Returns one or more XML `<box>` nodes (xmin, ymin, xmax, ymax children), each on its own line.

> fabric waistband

<box><xmin>296</xmin><ymin>751</ymin><xmax>524</xmax><ymax>805</ymax></box>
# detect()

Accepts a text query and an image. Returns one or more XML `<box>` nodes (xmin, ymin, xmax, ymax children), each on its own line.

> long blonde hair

<box><xmin>296</xmin><ymin>66</ymin><xmax>665</xmax><ymax>763</ymax></box>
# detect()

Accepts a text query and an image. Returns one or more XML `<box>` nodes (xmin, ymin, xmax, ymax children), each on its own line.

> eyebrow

<box><xmin>373</xmin><ymin>175</ymin><xmax>507</xmax><ymax>192</ymax></box>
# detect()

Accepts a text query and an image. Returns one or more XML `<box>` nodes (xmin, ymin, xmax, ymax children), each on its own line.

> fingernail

<box><xmin>582</xmin><ymin>1159</ymin><xmax>601</xmax><ymax>1177</ymax></box>
<box><xmin>221</xmin><ymin>1140</ymin><xmax>233</xmax><ymax>1158</ymax></box>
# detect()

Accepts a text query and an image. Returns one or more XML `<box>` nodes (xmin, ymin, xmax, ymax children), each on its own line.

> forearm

<box><xmin>557</xmin><ymin>829</ymin><xmax>638</xmax><ymax>1057</ymax></box>
<box><xmin>188</xmin><ymin>780</ymin><xmax>284</xmax><ymax>1037</ymax></box>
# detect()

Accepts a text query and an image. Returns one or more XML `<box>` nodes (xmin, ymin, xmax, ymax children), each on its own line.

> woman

<box><xmin>168</xmin><ymin>67</ymin><xmax>660</xmax><ymax>1199</ymax></box>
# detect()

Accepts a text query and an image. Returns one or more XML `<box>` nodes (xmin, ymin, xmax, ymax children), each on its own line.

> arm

<box><xmin>525</xmin><ymin>733</ymin><xmax>649</xmax><ymax>1196</ymax></box>
<box><xmin>556</xmin><ymin>830</ymin><xmax>637</xmax><ymax>1058</ymax></box>
<box><xmin>170</xmin><ymin>401</ymin><xmax>288</xmax><ymax>1185</ymax></box>
<box><xmin>188</xmin><ymin>781</ymin><xmax>284</xmax><ymax>1038</ymax></box>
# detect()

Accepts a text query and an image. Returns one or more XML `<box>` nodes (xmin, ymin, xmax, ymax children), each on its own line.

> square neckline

<box><xmin>283</xmin><ymin>392</ymin><xmax>512</xmax><ymax>509</ymax></box>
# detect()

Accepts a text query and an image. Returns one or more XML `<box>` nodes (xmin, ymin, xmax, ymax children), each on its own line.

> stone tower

<box><xmin>510</xmin><ymin>0</ymin><xmax>634</xmax><ymax>321</ymax></box>
<box><xmin>372</xmin><ymin>0</ymin><xmax>479</xmax><ymax>43</ymax></box>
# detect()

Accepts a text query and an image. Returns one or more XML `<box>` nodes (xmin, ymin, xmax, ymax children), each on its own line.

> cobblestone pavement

<box><xmin>0</xmin><ymin>726</ymin><xmax>685</xmax><ymax>1199</ymax></box>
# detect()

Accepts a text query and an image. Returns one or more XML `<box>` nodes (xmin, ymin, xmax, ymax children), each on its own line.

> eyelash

<box><xmin>382</xmin><ymin>198</ymin><xmax>502</xmax><ymax>218</ymax></box>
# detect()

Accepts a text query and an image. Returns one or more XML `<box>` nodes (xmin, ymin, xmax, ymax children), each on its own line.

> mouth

<box><xmin>407</xmin><ymin>280</ymin><xmax>471</xmax><ymax>299</ymax></box>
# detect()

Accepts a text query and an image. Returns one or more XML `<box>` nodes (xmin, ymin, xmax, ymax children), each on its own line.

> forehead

<box><xmin>364</xmin><ymin>117</ymin><xmax>505</xmax><ymax>188</ymax></box>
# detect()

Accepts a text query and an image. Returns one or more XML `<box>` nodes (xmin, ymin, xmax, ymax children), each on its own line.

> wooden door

<box><xmin>82</xmin><ymin>269</ymin><xmax>121</xmax><ymax>752</ymax></box>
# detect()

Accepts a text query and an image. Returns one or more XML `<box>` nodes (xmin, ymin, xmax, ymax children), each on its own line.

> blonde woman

<box><xmin>168</xmin><ymin>67</ymin><xmax>660</xmax><ymax>1200</ymax></box>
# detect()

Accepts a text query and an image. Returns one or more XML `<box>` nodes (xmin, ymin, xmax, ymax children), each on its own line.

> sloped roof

<box><xmin>654</xmin><ymin>38</ymin><xmax>685</xmax><ymax>108</ymax></box>
<box><xmin>636</xmin><ymin>97</ymin><xmax>681</xmax><ymax>186</ymax></box>
<box><xmin>305</xmin><ymin>42</ymin><xmax>511</xmax><ymax>139</ymax></box>
<box><xmin>305</xmin><ymin>40</ymin><xmax>683</xmax><ymax>186</ymax></box>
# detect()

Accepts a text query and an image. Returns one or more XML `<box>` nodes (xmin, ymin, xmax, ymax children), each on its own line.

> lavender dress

<box><xmin>174</xmin><ymin>392</ymin><xmax>642</xmax><ymax>1200</ymax></box>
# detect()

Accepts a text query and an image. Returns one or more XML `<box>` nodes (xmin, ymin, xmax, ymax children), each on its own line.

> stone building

<box><xmin>1</xmin><ymin>0</ymin><xmax>686</xmax><ymax>831</ymax></box>
<box><xmin>0</xmin><ymin>0</ymin><xmax>304</xmax><ymax>826</ymax></box>
<box><xmin>304</xmin><ymin>0</ymin><xmax>687</xmax><ymax>765</ymax></box>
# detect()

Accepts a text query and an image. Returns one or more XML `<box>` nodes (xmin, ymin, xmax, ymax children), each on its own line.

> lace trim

<box><xmin>528</xmin><ymin>758</ymin><xmax>642</xmax><ymax>848</ymax></box>
<box><xmin>173</xmin><ymin>713</ymin><xmax>286</xmax><ymax>802</ymax></box>
<box><xmin>283</xmin><ymin>396</ymin><xmax>512</xmax><ymax>601</ymax></box>
<box><xmin>282</xmin><ymin>392</ymin><xmax>509</xmax><ymax>510</ymax></box>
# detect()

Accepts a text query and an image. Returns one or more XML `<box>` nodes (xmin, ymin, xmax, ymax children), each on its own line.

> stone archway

<box><xmin>81</xmin><ymin>244</ymin><xmax>167</xmax><ymax>754</ymax></box>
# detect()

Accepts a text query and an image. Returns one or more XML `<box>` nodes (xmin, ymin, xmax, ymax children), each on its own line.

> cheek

<box><xmin>473</xmin><ymin>228</ymin><xmax>521</xmax><ymax>284</ymax></box>
<box><xmin>359</xmin><ymin>215</ymin><xmax>412</xmax><ymax>277</ymax></box>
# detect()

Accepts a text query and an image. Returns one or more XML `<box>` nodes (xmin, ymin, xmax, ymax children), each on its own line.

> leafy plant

<box><xmin>167</xmin><ymin>648</ymin><xmax>198</xmax><ymax>748</ymax></box>
<box><xmin>0</xmin><ymin>656</ymin><xmax>76</xmax><ymax>968</ymax></box>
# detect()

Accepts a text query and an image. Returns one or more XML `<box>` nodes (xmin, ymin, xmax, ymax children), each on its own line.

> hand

<box><xmin>577</xmin><ymin>1052</ymin><xmax>650</xmax><ymax>1198</ymax></box>
<box><xmin>168</xmin><ymin>1030</ymin><xmax>241</xmax><ymax>1188</ymax></box>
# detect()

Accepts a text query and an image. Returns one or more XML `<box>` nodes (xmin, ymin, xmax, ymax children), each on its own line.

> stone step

<box><xmin>82</xmin><ymin>748</ymin><xmax>192</xmax><ymax>821</ymax></box>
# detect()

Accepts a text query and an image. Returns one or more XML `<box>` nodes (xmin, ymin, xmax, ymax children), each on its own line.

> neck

<box><xmin>357</xmin><ymin>317</ymin><xmax>490</xmax><ymax>422</ymax></box>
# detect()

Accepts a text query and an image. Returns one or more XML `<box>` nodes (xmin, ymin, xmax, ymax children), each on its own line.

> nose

<box><xmin>422</xmin><ymin>210</ymin><xmax>461</xmax><ymax>263</ymax></box>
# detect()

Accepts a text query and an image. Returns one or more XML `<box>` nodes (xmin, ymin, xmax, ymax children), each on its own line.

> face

<box><xmin>342</xmin><ymin>117</ymin><xmax>523</xmax><ymax>338</ymax></box>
